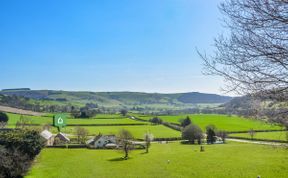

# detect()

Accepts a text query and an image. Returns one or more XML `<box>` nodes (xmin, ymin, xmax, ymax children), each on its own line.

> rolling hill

<box><xmin>0</xmin><ymin>89</ymin><xmax>232</xmax><ymax>110</ymax></box>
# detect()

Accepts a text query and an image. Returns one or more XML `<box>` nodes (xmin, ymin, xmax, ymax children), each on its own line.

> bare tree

<box><xmin>75</xmin><ymin>127</ymin><xmax>89</xmax><ymax>144</ymax></box>
<box><xmin>144</xmin><ymin>132</ymin><xmax>154</xmax><ymax>153</ymax></box>
<box><xmin>117</xmin><ymin>129</ymin><xmax>134</xmax><ymax>159</ymax></box>
<box><xmin>42</xmin><ymin>123</ymin><xmax>51</xmax><ymax>131</ymax></box>
<box><xmin>199</xmin><ymin>0</ymin><xmax>288</xmax><ymax>124</ymax></box>
<box><xmin>15</xmin><ymin>115</ymin><xmax>32</xmax><ymax>129</ymax></box>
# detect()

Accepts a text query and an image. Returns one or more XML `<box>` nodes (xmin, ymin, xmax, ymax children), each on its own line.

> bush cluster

<box><xmin>0</xmin><ymin>129</ymin><xmax>45</xmax><ymax>178</ymax></box>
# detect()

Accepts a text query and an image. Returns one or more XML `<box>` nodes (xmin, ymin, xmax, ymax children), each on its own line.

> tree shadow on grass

<box><xmin>107</xmin><ymin>157</ymin><xmax>132</xmax><ymax>162</ymax></box>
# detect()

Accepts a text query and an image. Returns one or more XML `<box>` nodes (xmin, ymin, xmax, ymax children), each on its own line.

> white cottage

<box><xmin>87</xmin><ymin>134</ymin><xmax>117</xmax><ymax>149</ymax></box>
<box><xmin>40</xmin><ymin>130</ymin><xmax>54</xmax><ymax>146</ymax></box>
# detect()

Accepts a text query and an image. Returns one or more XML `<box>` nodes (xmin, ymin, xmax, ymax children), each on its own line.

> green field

<box><xmin>62</xmin><ymin>118</ymin><xmax>144</xmax><ymax>125</ymax></box>
<box><xmin>6</xmin><ymin>113</ymin><xmax>143</xmax><ymax>127</ymax></box>
<box><xmin>26</xmin><ymin>142</ymin><xmax>288</xmax><ymax>178</ymax></box>
<box><xmin>56</xmin><ymin>125</ymin><xmax>180</xmax><ymax>139</ymax></box>
<box><xmin>6</xmin><ymin>113</ymin><xmax>51</xmax><ymax>127</ymax></box>
<box><xmin>6</xmin><ymin>113</ymin><xmax>283</xmax><ymax>138</ymax></box>
<box><xmin>137</xmin><ymin>114</ymin><xmax>282</xmax><ymax>131</ymax></box>
<box><xmin>229</xmin><ymin>131</ymin><xmax>288</xmax><ymax>141</ymax></box>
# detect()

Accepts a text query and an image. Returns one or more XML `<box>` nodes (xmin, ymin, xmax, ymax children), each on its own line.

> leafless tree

<box><xmin>199</xmin><ymin>0</ymin><xmax>288</xmax><ymax>124</ymax></box>
<box><xmin>117</xmin><ymin>129</ymin><xmax>134</xmax><ymax>159</ymax></box>
<box><xmin>42</xmin><ymin>123</ymin><xmax>51</xmax><ymax>131</ymax></box>
<box><xmin>75</xmin><ymin>127</ymin><xmax>89</xmax><ymax>144</ymax></box>
<box><xmin>144</xmin><ymin>132</ymin><xmax>154</xmax><ymax>153</ymax></box>
<box><xmin>15</xmin><ymin>115</ymin><xmax>32</xmax><ymax>129</ymax></box>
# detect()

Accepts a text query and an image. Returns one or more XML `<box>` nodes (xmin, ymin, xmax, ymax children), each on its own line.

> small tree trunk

<box><xmin>124</xmin><ymin>151</ymin><xmax>128</xmax><ymax>159</ymax></box>
<box><xmin>200</xmin><ymin>146</ymin><xmax>205</xmax><ymax>152</ymax></box>
<box><xmin>145</xmin><ymin>141</ymin><xmax>150</xmax><ymax>153</ymax></box>
<box><xmin>197</xmin><ymin>138</ymin><xmax>201</xmax><ymax>145</ymax></box>
<box><xmin>124</xmin><ymin>143</ymin><xmax>128</xmax><ymax>159</ymax></box>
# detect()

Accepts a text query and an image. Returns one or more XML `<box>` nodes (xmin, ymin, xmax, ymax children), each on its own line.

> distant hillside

<box><xmin>0</xmin><ymin>90</ymin><xmax>232</xmax><ymax>109</ymax></box>
<box><xmin>222</xmin><ymin>95</ymin><xmax>288</xmax><ymax>121</ymax></box>
<box><xmin>1</xmin><ymin>88</ymin><xmax>31</xmax><ymax>91</ymax></box>
<box><xmin>177</xmin><ymin>92</ymin><xmax>231</xmax><ymax>104</ymax></box>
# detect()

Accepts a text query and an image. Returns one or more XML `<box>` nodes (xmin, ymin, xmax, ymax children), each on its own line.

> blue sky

<box><xmin>0</xmin><ymin>0</ymin><xmax>227</xmax><ymax>94</ymax></box>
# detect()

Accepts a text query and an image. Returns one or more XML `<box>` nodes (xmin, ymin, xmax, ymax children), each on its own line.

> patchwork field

<box><xmin>137</xmin><ymin>114</ymin><xmax>282</xmax><ymax>131</ymax></box>
<box><xmin>230</xmin><ymin>131</ymin><xmax>288</xmax><ymax>141</ymax></box>
<box><xmin>6</xmin><ymin>113</ymin><xmax>179</xmax><ymax>139</ymax></box>
<box><xmin>26</xmin><ymin>142</ymin><xmax>288</xmax><ymax>178</ymax></box>
<box><xmin>3</xmin><ymin>112</ymin><xmax>288</xmax><ymax>178</ymax></box>
<box><xmin>6</xmin><ymin>113</ymin><xmax>283</xmax><ymax>140</ymax></box>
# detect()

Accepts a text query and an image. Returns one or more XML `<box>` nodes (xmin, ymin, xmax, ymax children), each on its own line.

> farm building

<box><xmin>40</xmin><ymin>130</ymin><xmax>54</xmax><ymax>146</ymax></box>
<box><xmin>54</xmin><ymin>132</ymin><xmax>70</xmax><ymax>145</ymax></box>
<box><xmin>87</xmin><ymin>134</ymin><xmax>117</xmax><ymax>149</ymax></box>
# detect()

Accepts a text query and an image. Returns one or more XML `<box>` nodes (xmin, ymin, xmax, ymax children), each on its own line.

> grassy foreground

<box><xmin>26</xmin><ymin>142</ymin><xmax>288</xmax><ymax>178</ymax></box>
<box><xmin>230</xmin><ymin>131</ymin><xmax>288</xmax><ymax>141</ymax></box>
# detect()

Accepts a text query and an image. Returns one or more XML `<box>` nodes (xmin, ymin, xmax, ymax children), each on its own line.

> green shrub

<box><xmin>0</xmin><ymin>129</ymin><xmax>45</xmax><ymax>177</ymax></box>
<box><xmin>0</xmin><ymin>112</ymin><xmax>9</xmax><ymax>128</ymax></box>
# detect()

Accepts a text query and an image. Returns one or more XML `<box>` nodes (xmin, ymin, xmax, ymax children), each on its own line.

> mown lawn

<box><xmin>137</xmin><ymin>114</ymin><xmax>282</xmax><ymax>131</ymax></box>
<box><xmin>229</xmin><ymin>131</ymin><xmax>288</xmax><ymax>141</ymax></box>
<box><xmin>55</xmin><ymin>125</ymin><xmax>180</xmax><ymax>139</ymax></box>
<box><xmin>26</xmin><ymin>142</ymin><xmax>288</xmax><ymax>178</ymax></box>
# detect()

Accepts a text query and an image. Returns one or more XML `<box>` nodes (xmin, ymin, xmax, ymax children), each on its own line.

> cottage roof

<box><xmin>55</xmin><ymin>132</ymin><xmax>70</xmax><ymax>142</ymax></box>
<box><xmin>105</xmin><ymin>143</ymin><xmax>117</xmax><ymax>148</ymax></box>
<box><xmin>87</xmin><ymin>134</ymin><xmax>116</xmax><ymax>145</ymax></box>
<box><xmin>86</xmin><ymin>138</ymin><xmax>95</xmax><ymax>145</ymax></box>
<box><xmin>40</xmin><ymin>130</ymin><xmax>53</xmax><ymax>140</ymax></box>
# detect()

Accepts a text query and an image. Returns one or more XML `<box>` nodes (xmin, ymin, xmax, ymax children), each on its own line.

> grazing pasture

<box><xmin>6</xmin><ymin>113</ymin><xmax>51</xmax><ymax>127</ymax></box>
<box><xmin>55</xmin><ymin>125</ymin><xmax>180</xmax><ymax>139</ymax></box>
<box><xmin>137</xmin><ymin>114</ymin><xmax>282</xmax><ymax>131</ymax></box>
<box><xmin>26</xmin><ymin>142</ymin><xmax>288</xmax><ymax>178</ymax></box>
<box><xmin>229</xmin><ymin>131</ymin><xmax>288</xmax><ymax>141</ymax></box>
<box><xmin>6</xmin><ymin>113</ymin><xmax>143</xmax><ymax>127</ymax></box>
<box><xmin>62</xmin><ymin>118</ymin><xmax>144</xmax><ymax>125</ymax></box>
